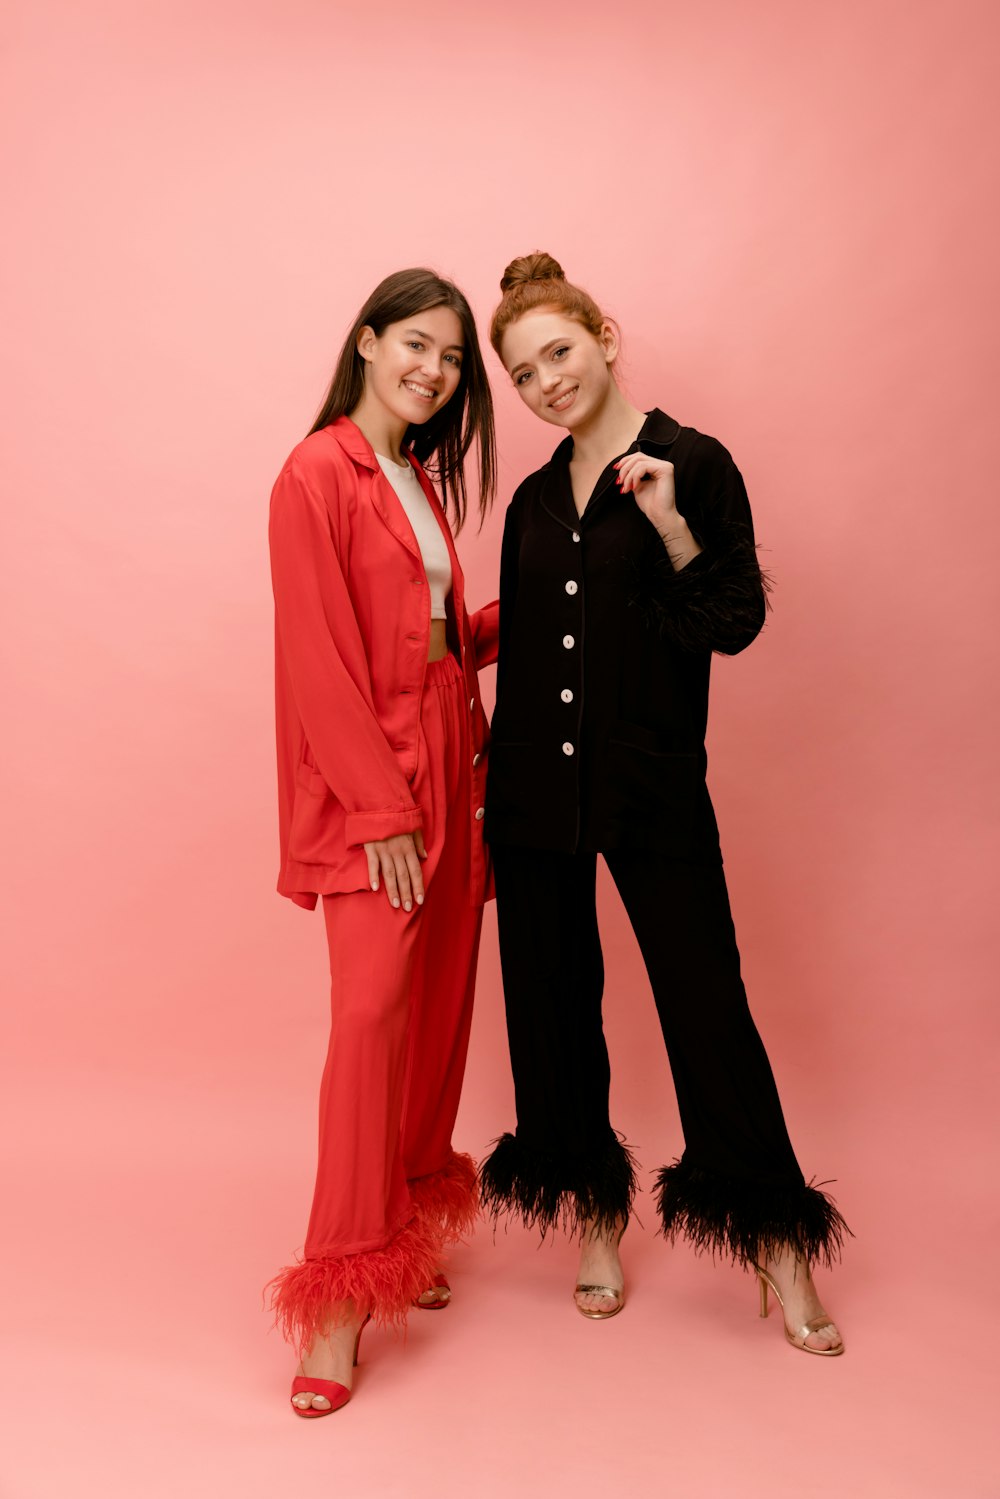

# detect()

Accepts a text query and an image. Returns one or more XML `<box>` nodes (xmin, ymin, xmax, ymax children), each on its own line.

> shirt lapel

<box><xmin>542</xmin><ymin>409</ymin><xmax>682</xmax><ymax>529</ymax></box>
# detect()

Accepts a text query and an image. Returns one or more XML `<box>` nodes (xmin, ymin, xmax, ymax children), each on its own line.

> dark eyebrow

<box><xmin>509</xmin><ymin>336</ymin><xmax>570</xmax><ymax>377</ymax></box>
<box><xmin>405</xmin><ymin>327</ymin><xmax>464</xmax><ymax>352</ymax></box>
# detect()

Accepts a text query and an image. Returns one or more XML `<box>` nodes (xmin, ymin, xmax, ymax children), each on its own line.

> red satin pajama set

<box><xmin>265</xmin><ymin>417</ymin><xmax>498</xmax><ymax>1352</ymax></box>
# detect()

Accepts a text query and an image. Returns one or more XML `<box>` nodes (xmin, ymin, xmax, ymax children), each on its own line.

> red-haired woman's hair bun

<box><xmin>490</xmin><ymin>252</ymin><xmax>613</xmax><ymax>364</ymax></box>
<box><xmin>499</xmin><ymin>252</ymin><xmax>566</xmax><ymax>294</ymax></box>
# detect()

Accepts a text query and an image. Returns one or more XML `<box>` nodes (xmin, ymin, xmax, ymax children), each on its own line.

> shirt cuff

<box><xmin>344</xmin><ymin>804</ymin><xmax>424</xmax><ymax>847</ymax></box>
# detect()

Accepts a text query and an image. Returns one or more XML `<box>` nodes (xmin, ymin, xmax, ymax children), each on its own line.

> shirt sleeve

<box><xmin>468</xmin><ymin>600</ymin><xmax>500</xmax><ymax>668</ymax></box>
<box><xmin>269</xmin><ymin>456</ymin><xmax>423</xmax><ymax>846</ymax></box>
<box><xmin>633</xmin><ymin>439</ymin><xmax>770</xmax><ymax>656</ymax></box>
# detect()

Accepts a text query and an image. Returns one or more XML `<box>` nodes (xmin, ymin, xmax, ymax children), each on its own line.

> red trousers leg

<box><xmin>401</xmin><ymin>862</ymin><xmax>483</xmax><ymax>1245</ymax></box>
<box><xmin>267</xmin><ymin>656</ymin><xmax>483</xmax><ymax>1352</ymax></box>
<box><xmin>401</xmin><ymin>654</ymin><xmax>483</xmax><ymax>1243</ymax></box>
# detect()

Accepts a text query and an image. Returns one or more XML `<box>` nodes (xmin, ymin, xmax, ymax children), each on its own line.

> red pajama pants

<box><xmin>268</xmin><ymin>656</ymin><xmax>484</xmax><ymax>1353</ymax></box>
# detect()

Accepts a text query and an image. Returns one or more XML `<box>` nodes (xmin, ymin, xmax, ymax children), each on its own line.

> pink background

<box><xmin>3</xmin><ymin>0</ymin><xmax>998</xmax><ymax>1494</ymax></box>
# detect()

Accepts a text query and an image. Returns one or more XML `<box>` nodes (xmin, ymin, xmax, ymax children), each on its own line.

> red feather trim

<box><xmin>265</xmin><ymin>1214</ymin><xmax>440</xmax><ymax>1355</ymax></box>
<box><xmin>408</xmin><ymin>1150</ymin><xmax>480</xmax><ymax>1245</ymax></box>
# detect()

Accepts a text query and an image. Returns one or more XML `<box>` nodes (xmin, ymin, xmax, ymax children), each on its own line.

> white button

<box><xmin>472</xmin><ymin>752</ymin><xmax>481</xmax><ymax>767</ymax></box>
<box><xmin>572</xmin><ymin>531</ymin><xmax>581</xmax><ymax>542</ymax></box>
<box><xmin>560</xmin><ymin>689</ymin><xmax>573</xmax><ymax>703</ymax></box>
<box><xmin>562</xmin><ymin>634</ymin><xmax>575</xmax><ymax>649</ymax></box>
<box><xmin>475</xmin><ymin>806</ymin><xmax>485</xmax><ymax>820</ymax></box>
<box><xmin>562</xmin><ymin>742</ymin><xmax>575</xmax><ymax>756</ymax></box>
<box><xmin>469</xmin><ymin>697</ymin><xmax>475</xmax><ymax>711</ymax></box>
<box><xmin>565</xmin><ymin>580</ymin><xmax>578</xmax><ymax>595</ymax></box>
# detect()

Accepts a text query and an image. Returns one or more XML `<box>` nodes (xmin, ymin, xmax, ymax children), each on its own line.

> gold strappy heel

<box><xmin>754</xmin><ymin>1264</ymin><xmax>844</xmax><ymax>1356</ymax></box>
<box><xmin>574</xmin><ymin>1218</ymin><xmax>627</xmax><ymax>1319</ymax></box>
<box><xmin>573</xmin><ymin>1283</ymin><xmax>625</xmax><ymax>1320</ymax></box>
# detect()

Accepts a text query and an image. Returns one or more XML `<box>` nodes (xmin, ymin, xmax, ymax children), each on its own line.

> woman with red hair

<box><xmin>480</xmin><ymin>252</ymin><xmax>848</xmax><ymax>1356</ymax></box>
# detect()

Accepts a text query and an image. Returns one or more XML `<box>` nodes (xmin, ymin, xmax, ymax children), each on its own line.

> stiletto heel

<box><xmin>753</xmin><ymin>1265</ymin><xmax>843</xmax><ymax>1357</ymax></box>
<box><xmin>290</xmin><ymin>1313</ymin><xmax>371</xmax><ymax>1418</ymax></box>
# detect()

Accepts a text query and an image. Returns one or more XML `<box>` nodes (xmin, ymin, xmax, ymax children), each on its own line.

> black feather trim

<box><xmin>627</xmin><ymin>523</ymin><xmax>773</xmax><ymax>656</ymax></box>
<box><xmin>654</xmin><ymin>1158</ymin><xmax>851</xmax><ymax>1269</ymax></box>
<box><xmin>478</xmin><ymin>1131</ymin><xmax>638</xmax><ymax>1240</ymax></box>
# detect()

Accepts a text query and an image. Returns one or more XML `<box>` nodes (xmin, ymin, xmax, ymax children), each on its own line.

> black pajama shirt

<box><xmin>479</xmin><ymin>408</ymin><xmax>848</xmax><ymax>1266</ymax></box>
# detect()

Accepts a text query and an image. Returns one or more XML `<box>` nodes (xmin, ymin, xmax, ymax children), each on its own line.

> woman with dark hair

<box><xmin>266</xmin><ymin>268</ymin><xmax>498</xmax><ymax>1416</ymax></box>
<box><xmin>479</xmin><ymin>252</ymin><xmax>849</xmax><ymax>1355</ymax></box>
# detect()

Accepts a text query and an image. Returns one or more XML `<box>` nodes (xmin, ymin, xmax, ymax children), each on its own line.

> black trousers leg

<box><xmin>606</xmin><ymin>849</ymin><xmax>848</xmax><ymax>1266</ymax></box>
<box><xmin>478</xmin><ymin>844</ymin><xmax>637</xmax><ymax>1236</ymax></box>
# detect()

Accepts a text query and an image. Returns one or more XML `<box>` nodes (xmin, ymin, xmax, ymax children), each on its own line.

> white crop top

<box><xmin>375</xmin><ymin>453</ymin><xmax>453</xmax><ymax>620</ymax></box>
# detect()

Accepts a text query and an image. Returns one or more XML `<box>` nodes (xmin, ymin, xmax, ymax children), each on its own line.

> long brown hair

<box><xmin>310</xmin><ymin>268</ymin><xmax>496</xmax><ymax>530</ymax></box>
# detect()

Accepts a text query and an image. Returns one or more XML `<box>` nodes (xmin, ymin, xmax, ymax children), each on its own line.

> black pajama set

<box><xmin>479</xmin><ymin>409</ymin><xmax>848</xmax><ymax>1267</ymax></box>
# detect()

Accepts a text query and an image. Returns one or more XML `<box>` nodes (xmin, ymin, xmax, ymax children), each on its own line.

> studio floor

<box><xmin>4</xmin><ymin>1068</ymin><xmax>996</xmax><ymax>1499</ymax></box>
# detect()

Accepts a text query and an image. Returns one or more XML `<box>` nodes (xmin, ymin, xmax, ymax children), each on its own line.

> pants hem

<box><xmin>265</xmin><ymin>1213</ymin><xmax>440</xmax><ymax>1355</ymax></box>
<box><xmin>408</xmin><ymin>1149</ymin><xmax>480</xmax><ymax>1246</ymax></box>
<box><xmin>653</xmin><ymin>1156</ymin><xmax>852</xmax><ymax>1268</ymax></box>
<box><xmin>478</xmin><ymin>1129</ymin><xmax>638</xmax><ymax>1240</ymax></box>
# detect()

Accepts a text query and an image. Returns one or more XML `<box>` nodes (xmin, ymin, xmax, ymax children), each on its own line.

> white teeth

<box><xmin>404</xmin><ymin>381</ymin><xmax>436</xmax><ymax>400</ymax></box>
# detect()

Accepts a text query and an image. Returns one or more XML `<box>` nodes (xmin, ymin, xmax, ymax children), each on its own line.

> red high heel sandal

<box><xmin>413</xmin><ymin>1273</ymin><xmax>452</xmax><ymax>1310</ymax></box>
<box><xmin>290</xmin><ymin>1314</ymin><xmax>371</xmax><ymax>1418</ymax></box>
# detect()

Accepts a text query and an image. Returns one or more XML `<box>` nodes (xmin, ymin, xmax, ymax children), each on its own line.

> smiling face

<box><xmin>501</xmin><ymin>307</ymin><xmax>618</xmax><ymax>431</ymax></box>
<box><xmin>358</xmin><ymin>304</ymin><xmax>465</xmax><ymax>427</ymax></box>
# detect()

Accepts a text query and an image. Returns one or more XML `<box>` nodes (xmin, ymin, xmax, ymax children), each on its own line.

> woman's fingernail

<box><xmin>392</xmin><ymin>898</ymin><xmax>400</xmax><ymax>908</ymax></box>
<box><xmin>416</xmin><ymin>895</ymin><xmax>424</xmax><ymax>905</ymax></box>
<box><xmin>371</xmin><ymin>880</ymin><xmax>379</xmax><ymax>891</ymax></box>
<box><xmin>404</xmin><ymin>900</ymin><xmax>412</xmax><ymax>911</ymax></box>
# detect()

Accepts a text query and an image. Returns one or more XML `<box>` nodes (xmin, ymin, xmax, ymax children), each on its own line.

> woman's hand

<box><xmin>615</xmin><ymin>452</ymin><xmax>679</xmax><ymax>529</ymax></box>
<box><xmin>364</xmin><ymin>829</ymin><xmax>428</xmax><ymax>911</ymax></box>
<box><xmin>615</xmin><ymin>453</ymin><xmax>702</xmax><ymax>571</ymax></box>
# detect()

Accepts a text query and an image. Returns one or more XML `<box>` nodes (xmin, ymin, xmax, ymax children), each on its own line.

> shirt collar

<box><xmin>635</xmin><ymin>407</ymin><xmax>681</xmax><ymax>451</ymax></box>
<box><xmin>322</xmin><ymin>414</ymin><xmax>389</xmax><ymax>472</ymax></box>
<box><xmin>545</xmin><ymin>407</ymin><xmax>680</xmax><ymax>470</ymax></box>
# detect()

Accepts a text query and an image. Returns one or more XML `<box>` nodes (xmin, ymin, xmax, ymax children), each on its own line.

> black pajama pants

<box><xmin>479</xmin><ymin>844</ymin><xmax>848</xmax><ymax>1266</ymax></box>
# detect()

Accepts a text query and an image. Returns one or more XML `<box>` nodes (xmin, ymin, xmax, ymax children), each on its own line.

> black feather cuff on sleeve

<box><xmin>627</xmin><ymin>523</ymin><xmax>772</xmax><ymax>656</ymax></box>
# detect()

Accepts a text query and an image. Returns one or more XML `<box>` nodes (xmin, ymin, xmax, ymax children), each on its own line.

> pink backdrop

<box><xmin>3</xmin><ymin>1</ymin><xmax>998</xmax><ymax>1494</ymax></box>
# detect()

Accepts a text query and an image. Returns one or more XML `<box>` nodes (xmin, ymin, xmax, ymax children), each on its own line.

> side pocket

<box><xmin>295</xmin><ymin>761</ymin><xmax>329</xmax><ymax>798</ymax></box>
<box><xmin>604</xmin><ymin>722</ymin><xmax>718</xmax><ymax>859</ymax></box>
<box><xmin>289</xmin><ymin>763</ymin><xmax>348</xmax><ymax>865</ymax></box>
